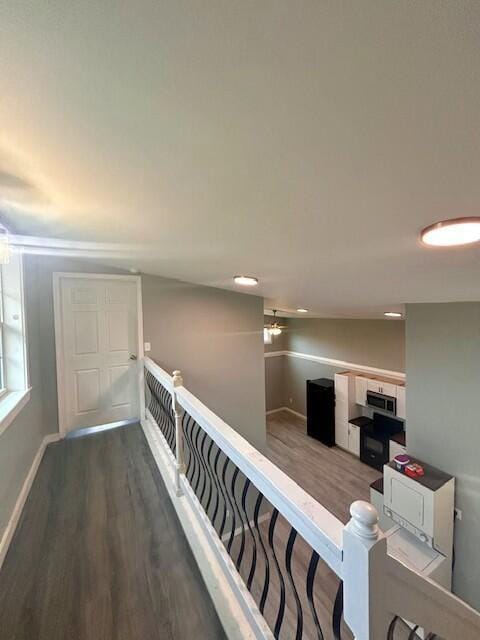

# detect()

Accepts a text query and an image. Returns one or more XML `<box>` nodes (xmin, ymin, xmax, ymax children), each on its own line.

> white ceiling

<box><xmin>1</xmin><ymin>1</ymin><xmax>480</xmax><ymax>318</ymax></box>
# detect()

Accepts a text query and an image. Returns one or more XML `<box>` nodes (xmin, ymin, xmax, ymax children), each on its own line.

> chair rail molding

<box><xmin>264</xmin><ymin>350</ymin><xmax>406</xmax><ymax>380</ymax></box>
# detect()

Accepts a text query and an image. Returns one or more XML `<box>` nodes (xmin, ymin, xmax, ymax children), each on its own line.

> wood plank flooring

<box><xmin>0</xmin><ymin>424</ymin><xmax>226</xmax><ymax>640</ymax></box>
<box><xmin>265</xmin><ymin>410</ymin><xmax>382</xmax><ymax>524</ymax></box>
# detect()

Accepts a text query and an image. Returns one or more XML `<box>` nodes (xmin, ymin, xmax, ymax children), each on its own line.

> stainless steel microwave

<box><xmin>366</xmin><ymin>390</ymin><xmax>396</xmax><ymax>415</ymax></box>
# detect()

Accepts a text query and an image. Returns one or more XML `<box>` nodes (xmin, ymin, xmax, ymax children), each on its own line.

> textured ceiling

<box><xmin>1</xmin><ymin>1</ymin><xmax>480</xmax><ymax>317</ymax></box>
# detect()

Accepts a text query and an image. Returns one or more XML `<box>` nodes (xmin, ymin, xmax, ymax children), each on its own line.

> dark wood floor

<box><xmin>0</xmin><ymin>424</ymin><xmax>226</xmax><ymax>640</ymax></box>
<box><xmin>265</xmin><ymin>410</ymin><xmax>382</xmax><ymax>524</ymax></box>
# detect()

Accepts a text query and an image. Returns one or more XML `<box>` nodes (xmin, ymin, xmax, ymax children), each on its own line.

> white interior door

<box><xmin>55</xmin><ymin>275</ymin><xmax>140</xmax><ymax>434</ymax></box>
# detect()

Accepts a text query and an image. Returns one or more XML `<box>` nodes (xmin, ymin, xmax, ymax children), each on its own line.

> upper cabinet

<box><xmin>355</xmin><ymin>376</ymin><xmax>368</xmax><ymax>406</ymax></box>
<box><xmin>396</xmin><ymin>386</ymin><xmax>406</xmax><ymax>420</ymax></box>
<box><xmin>366</xmin><ymin>379</ymin><xmax>397</xmax><ymax>397</ymax></box>
<box><xmin>354</xmin><ymin>373</ymin><xmax>406</xmax><ymax>419</ymax></box>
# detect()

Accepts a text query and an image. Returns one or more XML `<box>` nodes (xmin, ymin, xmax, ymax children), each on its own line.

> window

<box><xmin>0</xmin><ymin>267</ymin><xmax>4</xmax><ymax>395</ymax></box>
<box><xmin>0</xmin><ymin>252</ymin><xmax>30</xmax><ymax>434</ymax></box>
<box><xmin>263</xmin><ymin>327</ymin><xmax>272</xmax><ymax>345</ymax></box>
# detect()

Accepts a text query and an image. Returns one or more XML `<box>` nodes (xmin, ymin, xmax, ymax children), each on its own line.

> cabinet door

<box><xmin>396</xmin><ymin>386</ymin><xmax>406</xmax><ymax>419</ymax></box>
<box><xmin>367</xmin><ymin>379</ymin><xmax>382</xmax><ymax>394</ymax></box>
<box><xmin>335</xmin><ymin>419</ymin><xmax>349</xmax><ymax>450</ymax></box>
<box><xmin>355</xmin><ymin>377</ymin><xmax>368</xmax><ymax>406</ymax></box>
<box><xmin>380</xmin><ymin>382</ymin><xmax>397</xmax><ymax>397</ymax></box>
<box><xmin>348</xmin><ymin>424</ymin><xmax>360</xmax><ymax>457</ymax></box>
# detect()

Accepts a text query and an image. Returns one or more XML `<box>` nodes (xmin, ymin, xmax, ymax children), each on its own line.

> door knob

<box><xmin>129</xmin><ymin>354</ymin><xmax>137</xmax><ymax>360</ymax></box>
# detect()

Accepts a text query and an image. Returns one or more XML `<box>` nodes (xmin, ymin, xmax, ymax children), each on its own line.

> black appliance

<box><xmin>366</xmin><ymin>390</ymin><xmax>396</xmax><ymax>415</ymax></box>
<box><xmin>360</xmin><ymin>412</ymin><xmax>403</xmax><ymax>470</ymax></box>
<box><xmin>306</xmin><ymin>378</ymin><xmax>335</xmax><ymax>446</ymax></box>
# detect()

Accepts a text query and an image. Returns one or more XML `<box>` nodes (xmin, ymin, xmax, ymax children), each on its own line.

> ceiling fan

<box><xmin>264</xmin><ymin>310</ymin><xmax>287</xmax><ymax>336</ymax></box>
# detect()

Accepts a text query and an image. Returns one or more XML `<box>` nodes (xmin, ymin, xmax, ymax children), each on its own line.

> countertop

<box><xmin>348</xmin><ymin>416</ymin><xmax>373</xmax><ymax>429</ymax></box>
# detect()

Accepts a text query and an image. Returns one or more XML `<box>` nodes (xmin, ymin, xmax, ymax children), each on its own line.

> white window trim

<box><xmin>0</xmin><ymin>252</ymin><xmax>31</xmax><ymax>434</ymax></box>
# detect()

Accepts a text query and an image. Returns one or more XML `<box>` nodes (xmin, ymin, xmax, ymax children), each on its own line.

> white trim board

<box><xmin>264</xmin><ymin>350</ymin><xmax>405</xmax><ymax>380</ymax></box>
<box><xmin>0</xmin><ymin>432</ymin><xmax>62</xmax><ymax>570</ymax></box>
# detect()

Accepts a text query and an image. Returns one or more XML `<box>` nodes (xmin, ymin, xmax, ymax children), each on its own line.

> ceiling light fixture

<box><xmin>421</xmin><ymin>217</ymin><xmax>480</xmax><ymax>247</ymax></box>
<box><xmin>384</xmin><ymin>312</ymin><xmax>402</xmax><ymax>318</ymax></box>
<box><xmin>234</xmin><ymin>275</ymin><xmax>259</xmax><ymax>286</ymax></box>
<box><xmin>296</xmin><ymin>308</ymin><xmax>309</xmax><ymax>313</ymax></box>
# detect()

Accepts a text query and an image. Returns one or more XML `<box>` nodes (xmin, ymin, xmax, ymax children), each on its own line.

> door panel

<box><xmin>76</xmin><ymin>368</ymin><xmax>101</xmax><ymax>413</ymax></box>
<box><xmin>106</xmin><ymin>310</ymin><xmax>130</xmax><ymax>352</ymax></box>
<box><xmin>74</xmin><ymin>311</ymin><xmax>99</xmax><ymax>354</ymax></box>
<box><xmin>58</xmin><ymin>276</ymin><xmax>139</xmax><ymax>433</ymax></box>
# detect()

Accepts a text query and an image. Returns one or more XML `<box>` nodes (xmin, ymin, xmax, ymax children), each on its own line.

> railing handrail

<box><xmin>144</xmin><ymin>356</ymin><xmax>174</xmax><ymax>393</ymax></box>
<box><xmin>386</xmin><ymin>554</ymin><xmax>480</xmax><ymax>640</ymax></box>
<box><xmin>143</xmin><ymin>356</ymin><xmax>344</xmax><ymax>576</ymax></box>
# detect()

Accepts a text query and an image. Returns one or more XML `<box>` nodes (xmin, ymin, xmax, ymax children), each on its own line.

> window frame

<box><xmin>0</xmin><ymin>252</ymin><xmax>30</xmax><ymax>435</ymax></box>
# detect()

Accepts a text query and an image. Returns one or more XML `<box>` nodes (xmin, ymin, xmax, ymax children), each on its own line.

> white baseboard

<box><xmin>0</xmin><ymin>431</ymin><xmax>62</xmax><ymax>569</ymax></box>
<box><xmin>141</xmin><ymin>416</ymin><xmax>273</xmax><ymax>640</ymax></box>
<box><xmin>266</xmin><ymin>406</ymin><xmax>306</xmax><ymax>420</ymax></box>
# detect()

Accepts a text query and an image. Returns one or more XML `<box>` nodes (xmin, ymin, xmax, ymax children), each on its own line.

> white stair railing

<box><xmin>142</xmin><ymin>357</ymin><xmax>480</xmax><ymax>640</ymax></box>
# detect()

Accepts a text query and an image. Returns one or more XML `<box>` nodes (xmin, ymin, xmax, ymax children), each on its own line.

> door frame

<box><xmin>52</xmin><ymin>272</ymin><xmax>144</xmax><ymax>436</ymax></box>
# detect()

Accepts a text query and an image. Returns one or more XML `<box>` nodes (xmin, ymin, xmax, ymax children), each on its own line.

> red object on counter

<box><xmin>405</xmin><ymin>463</ymin><xmax>425</xmax><ymax>478</ymax></box>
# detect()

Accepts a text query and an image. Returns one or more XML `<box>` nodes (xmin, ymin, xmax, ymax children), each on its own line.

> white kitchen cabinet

<box><xmin>348</xmin><ymin>424</ymin><xmax>360</xmax><ymax>457</ymax></box>
<box><xmin>396</xmin><ymin>386</ymin><xmax>406</xmax><ymax>420</ymax></box>
<box><xmin>367</xmin><ymin>379</ymin><xmax>397</xmax><ymax>397</ymax></box>
<box><xmin>389</xmin><ymin>438</ymin><xmax>407</xmax><ymax>460</ymax></box>
<box><xmin>334</xmin><ymin>373</ymin><xmax>356</xmax><ymax>450</ymax></box>
<box><xmin>355</xmin><ymin>376</ymin><xmax>368</xmax><ymax>406</ymax></box>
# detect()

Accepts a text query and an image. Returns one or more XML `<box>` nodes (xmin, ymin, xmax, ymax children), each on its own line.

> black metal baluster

<box><xmin>191</xmin><ymin>421</ymin><xmax>205</xmax><ymax>495</ymax></box>
<box><xmin>285</xmin><ymin>528</ymin><xmax>303</xmax><ymax>640</ymax></box>
<box><xmin>240</xmin><ymin>479</ymin><xmax>258</xmax><ymax>591</ymax></box>
<box><xmin>332</xmin><ymin>581</ymin><xmax>343</xmax><ymax>640</ymax></box>
<box><xmin>230</xmin><ymin>468</ymin><xmax>246</xmax><ymax>571</ymax></box>
<box><xmin>221</xmin><ymin>458</ymin><xmax>238</xmax><ymax>554</ymax></box>
<box><xmin>197</xmin><ymin>430</ymin><xmax>210</xmax><ymax>506</ymax></box>
<box><xmin>183</xmin><ymin>415</ymin><xmax>197</xmax><ymax>484</ymax></box>
<box><xmin>306</xmin><ymin>551</ymin><xmax>325</xmax><ymax>640</ymax></box>
<box><xmin>387</xmin><ymin>616</ymin><xmax>399</xmax><ymax>640</ymax></box>
<box><xmin>253</xmin><ymin>493</ymin><xmax>270</xmax><ymax>614</ymax></box>
<box><xmin>213</xmin><ymin>447</ymin><xmax>229</xmax><ymax>538</ymax></box>
<box><xmin>204</xmin><ymin>438</ymin><xmax>215</xmax><ymax>516</ymax></box>
<box><xmin>268</xmin><ymin>509</ymin><xmax>286</xmax><ymax>639</ymax></box>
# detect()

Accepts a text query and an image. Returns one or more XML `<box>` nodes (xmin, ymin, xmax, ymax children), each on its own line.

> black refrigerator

<box><xmin>306</xmin><ymin>378</ymin><xmax>335</xmax><ymax>446</ymax></box>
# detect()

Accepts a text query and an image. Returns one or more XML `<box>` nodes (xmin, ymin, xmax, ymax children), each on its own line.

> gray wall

<box><xmin>287</xmin><ymin>318</ymin><xmax>405</xmax><ymax>372</ymax></box>
<box><xmin>265</xmin><ymin>318</ymin><xmax>405</xmax><ymax>415</ymax></box>
<box><xmin>406</xmin><ymin>302</ymin><xmax>480</xmax><ymax>610</ymax></box>
<box><xmin>0</xmin><ymin>259</ymin><xmax>51</xmax><ymax>534</ymax></box>
<box><xmin>143</xmin><ymin>274</ymin><xmax>266</xmax><ymax>450</ymax></box>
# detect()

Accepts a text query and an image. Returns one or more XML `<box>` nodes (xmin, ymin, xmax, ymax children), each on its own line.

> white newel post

<box><xmin>172</xmin><ymin>370</ymin><xmax>185</xmax><ymax>497</ymax></box>
<box><xmin>342</xmin><ymin>501</ymin><xmax>390</xmax><ymax>640</ymax></box>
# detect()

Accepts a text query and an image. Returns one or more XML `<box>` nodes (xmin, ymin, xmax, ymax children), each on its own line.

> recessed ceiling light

<box><xmin>421</xmin><ymin>217</ymin><xmax>480</xmax><ymax>247</ymax></box>
<box><xmin>384</xmin><ymin>312</ymin><xmax>402</xmax><ymax>318</ymax></box>
<box><xmin>233</xmin><ymin>275</ymin><xmax>259</xmax><ymax>286</ymax></box>
<box><xmin>296</xmin><ymin>308</ymin><xmax>309</xmax><ymax>313</ymax></box>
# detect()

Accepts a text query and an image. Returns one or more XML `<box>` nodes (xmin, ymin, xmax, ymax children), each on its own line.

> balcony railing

<box><xmin>142</xmin><ymin>356</ymin><xmax>480</xmax><ymax>640</ymax></box>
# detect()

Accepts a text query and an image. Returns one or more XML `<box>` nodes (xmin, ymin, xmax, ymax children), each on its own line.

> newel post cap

<box><xmin>172</xmin><ymin>370</ymin><xmax>183</xmax><ymax>387</ymax></box>
<box><xmin>349</xmin><ymin>500</ymin><xmax>380</xmax><ymax>540</ymax></box>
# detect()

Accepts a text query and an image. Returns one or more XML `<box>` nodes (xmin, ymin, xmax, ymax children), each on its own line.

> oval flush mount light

<box><xmin>421</xmin><ymin>217</ymin><xmax>480</xmax><ymax>247</ymax></box>
<box><xmin>296</xmin><ymin>308</ymin><xmax>309</xmax><ymax>313</ymax></box>
<box><xmin>233</xmin><ymin>275</ymin><xmax>259</xmax><ymax>286</ymax></box>
<box><xmin>384</xmin><ymin>311</ymin><xmax>402</xmax><ymax>318</ymax></box>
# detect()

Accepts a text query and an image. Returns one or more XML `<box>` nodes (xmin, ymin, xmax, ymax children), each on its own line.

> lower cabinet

<box><xmin>348</xmin><ymin>424</ymin><xmax>360</xmax><ymax>457</ymax></box>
